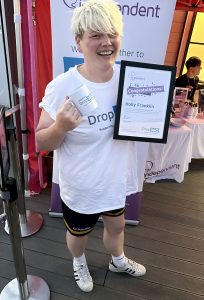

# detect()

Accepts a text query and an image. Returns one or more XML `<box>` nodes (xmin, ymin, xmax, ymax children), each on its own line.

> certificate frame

<box><xmin>113</xmin><ymin>60</ymin><xmax>176</xmax><ymax>143</ymax></box>
<box><xmin>173</xmin><ymin>87</ymin><xmax>189</xmax><ymax>113</ymax></box>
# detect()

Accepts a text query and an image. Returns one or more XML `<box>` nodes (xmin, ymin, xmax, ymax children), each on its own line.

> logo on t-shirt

<box><xmin>87</xmin><ymin>106</ymin><xmax>117</xmax><ymax>131</ymax></box>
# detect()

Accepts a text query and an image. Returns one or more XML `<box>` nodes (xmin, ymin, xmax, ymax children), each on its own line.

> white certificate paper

<box><xmin>114</xmin><ymin>61</ymin><xmax>176</xmax><ymax>143</ymax></box>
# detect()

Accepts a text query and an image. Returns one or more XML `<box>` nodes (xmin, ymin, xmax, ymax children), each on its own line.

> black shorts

<box><xmin>61</xmin><ymin>201</ymin><xmax>125</xmax><ymax>236</ymax></box>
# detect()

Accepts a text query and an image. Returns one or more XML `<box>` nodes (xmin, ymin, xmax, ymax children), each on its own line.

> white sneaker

<box><xmin>73</xmin><ymin>262</ymin><xmax>93</xmax><ymax>292</ymax></box>
<box><xmin>109</xmin><ymin>257</ymin><xmax>146</xmax><ymax>277</ymax></box>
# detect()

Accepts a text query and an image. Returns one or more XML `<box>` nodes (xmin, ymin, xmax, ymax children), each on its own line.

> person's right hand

<box><xmin>55</xmin><ymin>97</ymin><xmax>82</xmax><ymax>134</ymax></box>
<box><xmin>187</xmin><ymin>85</ymin><xmax>193</xmax><ymax>91</ymax></box>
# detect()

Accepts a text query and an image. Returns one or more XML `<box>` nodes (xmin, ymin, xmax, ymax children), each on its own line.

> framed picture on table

<box><xmin>113</xmin><ymin>60</ymin><xmax>176</xmax><ymax>143</ymax></box>
<box><xmin>173</xmin><ymin>87</ymin><xmax>189</xmax><ymax>113</ymax></box>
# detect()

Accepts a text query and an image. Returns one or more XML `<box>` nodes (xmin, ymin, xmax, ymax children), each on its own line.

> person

<box><xmin>35</xmin><ymin>0</ymin><xmax>146</xmax><ymax>293</ymax></box>
<box><xmin>175</xmin><ymin>56</ymin><xmax>202</xmax><ymax>102</ymax></box>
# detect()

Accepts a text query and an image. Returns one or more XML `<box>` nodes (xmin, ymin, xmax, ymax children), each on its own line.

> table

<box><xmin>184</xmin><ymin>117</ymin><xmax>204</xmax><ymax>158</ymax></box>
<box><xmin>145</xmin><ymin>125</ymin><xmax>192</xmax><ymax>183</ymax></box>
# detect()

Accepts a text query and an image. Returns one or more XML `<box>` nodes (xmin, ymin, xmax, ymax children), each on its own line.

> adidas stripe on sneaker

<box><xmin>109</xmin><ymin>257</ymin><xmax>146</xmax><ymax>277</ymax></box>
<box><xmin>73</xmin><ymin>262</ymin><xmax>93</xmax><ymax>292</ymax></box>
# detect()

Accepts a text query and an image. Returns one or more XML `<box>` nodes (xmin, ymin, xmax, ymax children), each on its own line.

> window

<box><xmin>183</xmin><ymin>12</ymin><xmax>204</xmax><ymax>81</ymax></box>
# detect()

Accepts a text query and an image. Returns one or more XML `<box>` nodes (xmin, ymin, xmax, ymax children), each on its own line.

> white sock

<box><xmin>112</xmin><ymin>252</ymin><xmax>126</xmax><ymax>267</ymax></box>
<box><xmin>73</xmin><ymin>253</ymin><xmax>87</xmax><ymax>266</ymax></box>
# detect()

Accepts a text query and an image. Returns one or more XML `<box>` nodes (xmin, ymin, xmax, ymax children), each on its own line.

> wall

<box><xmin>164</xmin><ymin>10</ymin><xmax>187</xmax><ymax>69</ymax></box>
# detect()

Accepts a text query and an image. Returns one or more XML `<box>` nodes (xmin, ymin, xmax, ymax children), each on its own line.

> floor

<box><xmin>0</xmin><ymin>159</ymin><xmax>204</xmax><ymax>299</ymax></box>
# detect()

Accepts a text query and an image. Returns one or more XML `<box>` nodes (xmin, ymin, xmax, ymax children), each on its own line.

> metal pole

<box><xmin>7</xmin><ymin>124</ymin><xmax>27</xmax><ymax>222</ymax></box>
<box><xmin>4</xmin><ymin>107</ymin><xmax>43</xmax><ymax>237</ymax></box>
<box><xmin>1</xmin><ymin>0</ymin><xmax>45</xmax><ymax>238</ymax></box>
<box><xmin>0</xmin><ymin>0</ymin><xmax>15</xmax><ymax>108</ymax></box>
<box><xmin>0</xmin><ymin>178</ymin><xmax>50</xmax><ymax>300</ymax></box>
<box><xmin>0</xmin><ymin>178</ymin><xmax>29</xmax><ymax>299</ymax></box>
<box><xmin>13</xmin><ymin>0</ymin><xmax>30</xmax><ymax>197</ymax></box>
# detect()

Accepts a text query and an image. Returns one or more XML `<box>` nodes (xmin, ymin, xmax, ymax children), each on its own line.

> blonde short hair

<box><xmin>71</xmin><ymin>0</ymin><xmax>123</xmax><ymax>37</ymax></box>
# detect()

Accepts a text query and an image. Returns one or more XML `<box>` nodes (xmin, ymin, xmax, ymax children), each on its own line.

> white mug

<box><xmin>68</xmin><ymin>84</ymin><xmax>98</xmax><ymax>116</ymax></box>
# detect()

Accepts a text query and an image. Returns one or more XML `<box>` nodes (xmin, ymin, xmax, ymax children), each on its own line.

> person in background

<box><xmin>35</xmin><ymin>0</ymin><xmax>146</xmax><ymax>293</ymax></box>
<box><xmin>175</xmin><ymin>56</ymin><xmax>202</xmax><ymax>102</ymax></box>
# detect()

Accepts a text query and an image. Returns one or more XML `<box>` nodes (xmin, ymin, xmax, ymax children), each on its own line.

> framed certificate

<box><xmin>173</xmin><ymin>87</ymin><xmax>189</xmax><ymax>113</ymax></box>
<box><xmin>113</xmin><ymin>60</ymin><xmax>176</xmax><ymax>143</ymax></box>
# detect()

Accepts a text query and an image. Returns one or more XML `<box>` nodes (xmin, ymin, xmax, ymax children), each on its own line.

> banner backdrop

<box><xmin>50</xmin><ymin>0</ymin><xmax>177</xmax><ymax>77</ymax></box>
<box><xmin>47</xmin><ymin>0</ymin><xmax>177</xmax><ymax>220</ymax></box>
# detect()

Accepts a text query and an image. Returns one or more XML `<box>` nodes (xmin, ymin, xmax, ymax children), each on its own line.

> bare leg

<box><xmin>102</xmin><ymin>213</ymin><xmax>125</xmax><ymax>256</ymax></box>
<box><xmin>66</xmin><ymin>231</ymin><xmax>93</xmax><ymax>292</ymax></box>
<box><xmin>103</xmin><ymin>214</ymin><xmax>146</xmax><ymax>277</ymax></box>
<box><xmin>66</xmin><ymin>230</ymin><xmax>88</xmax><ymax>258</ymax></box>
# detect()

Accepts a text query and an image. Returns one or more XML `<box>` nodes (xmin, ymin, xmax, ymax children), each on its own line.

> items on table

<box><xmin>179</xmin><ymin>102</ymin><xmax>198</xmax><ymax>119</ymax></box>
<box><xmin>198</xmin><ymin>89</ymin><xmax>204</xmax><ymax>112</ymax></box>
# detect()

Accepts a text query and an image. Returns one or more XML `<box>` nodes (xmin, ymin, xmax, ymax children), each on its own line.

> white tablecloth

<box><xmin>145</xmin><ymin>125</ymin><xmax>192</xmax><ymax>183</ymax></box>
<box><xmin>184</xmin><ymin>118</ymin><xmax>204</xmax><ymax>158</ymax></box>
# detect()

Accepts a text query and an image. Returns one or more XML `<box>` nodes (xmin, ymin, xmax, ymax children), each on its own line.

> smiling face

<box><xmin>76</xmin><ymin>30</ymin><xmax>121</xmax><ymax>72</ymax></box>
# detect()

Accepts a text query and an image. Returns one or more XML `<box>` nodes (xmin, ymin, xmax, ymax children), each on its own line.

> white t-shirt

<box><xmin>40</xmin><ymin>64</ymin><xmax>139</xmax><ymax>214</ymax></box>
